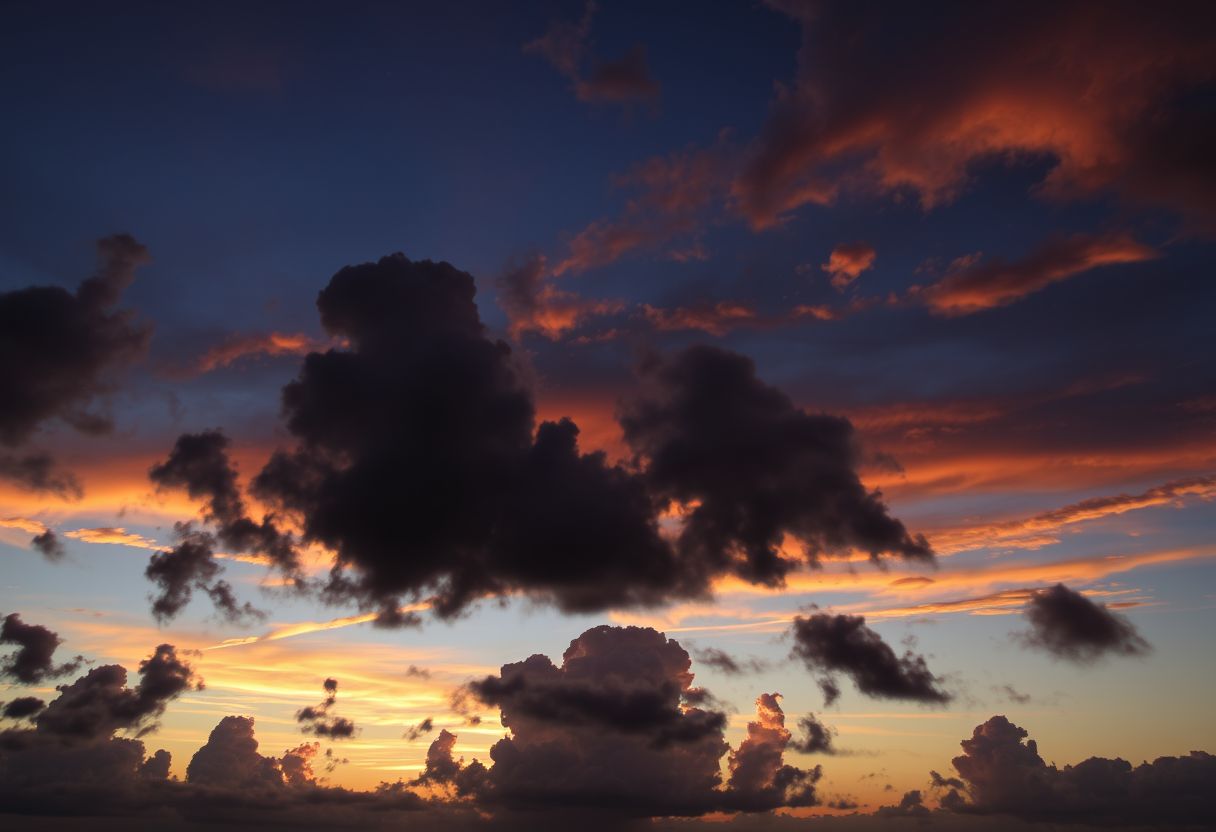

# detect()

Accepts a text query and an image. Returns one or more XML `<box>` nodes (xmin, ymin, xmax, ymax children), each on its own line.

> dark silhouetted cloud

<box><xmin>790</xmin><ymin>612</ymin><xmax>951</xmax><ymax>704</ymax></box>
<box><xmin>0</xmin><ymin>613</ymin><xmax>82</xmax><ymax>684</ymax></box>
<box><xmin>443</xmin><ymin>625</ymin><xmax>819</xmax><ymax>818</ymax></box>
<box><xmin>36</xmin><ymin>643</ymin><xmax>199</xmax><ymax>741</ymax></box>
<box><xmin>249</xmin><ymin>254</ymin><xmax>689</xmax><ymax>619</ymax></box>
<box><xmin>29</xmin><ymin>529</ymin><xmax>65</xmax><ymax>561</ymax></box>
<box><xmin>944</xmin><ymin>715</ymin><xmax>1216</xmax><ymax>826</ymax></box>
<box><xmin>690</xmin><ymin>647</ymin><xmax>768</xmax><ymax>676</ymax></box>
<box><xmin>0</xmin><ymin>234</ymin><xmax>151</xmax><ymax>496</ymax></box>
<box><xmin>2</xmin><ymin>696</ymin><xmax>45</xmax><ymax>719</ymax></box>
<box><xmin>404</xmin><ymin>717</ymin><xmax>434</xmax><ymax>742</ymax></box>
<box><xmin>145</xmin><ymin>428</ymin><xmax>302</xmax><ymax>620</ymax></box>
<box><xmin>620</xmin><ymin>346</ymin><xmax>933</xmax><ymax>585</ymax></box>
<box><xmin>876</xmin><ymin>789</ymin><xmax>930</xmax><ymax>818</ymax></box>
<box><xmin>187</xmin><ymin>715</ymin><xmax>292</xmax><ymax>790</ymax></box>
<box><xmin>791</xmin><ymin>712</ymin><xmax>837</xmax><ymax>755</ymax></box>
<box><xmin>1019</xmin><ymin>584</ymin><xmax>1151</xmax><ymax>662</ymax></box>
<box><xmin>296</xmin><ymin>677</ymin><xmax>357</xmax><ymax>739</ymax></box>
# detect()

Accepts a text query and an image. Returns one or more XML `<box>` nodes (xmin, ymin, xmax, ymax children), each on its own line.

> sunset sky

<box><xmin>2</xmin><ymin>2</ymin><xmax>1215</xmax><ymax>830</ymax></box>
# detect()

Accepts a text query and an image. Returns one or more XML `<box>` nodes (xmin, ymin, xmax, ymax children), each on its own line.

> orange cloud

<box><xmin>866</xmin><ymin>440</ymin><xmax>1216</xmax><ymax>501</ymax></box>
<box><xmin>822</xmin><ymin>242</ymin><xmax>876</xmax><ymax>290</ymax></box>
<box><xmin>64</xmin><ymin>526</ymin><xmax>161</xmax><ymax>549</ymax></box>
<box><xmin>206</xmin><ymin>604</ymin><xmax>431</xmax><ymax>651</ymax></box>
<box><xmin>930</xmin><ymin>474</ymin><xmax>1216</xmax><ymax>554</ymax></box>
<box><xmin>716</xmin><ymin>545</ymin><xmax>1213</xmax><ymax>604</ymax></box>
<box><xmin>552</xmin><ymin>216</ymin><xmax>692</xmax><ymax>277</ymax></box>
<box><xmin>641</xmin><ymin>301</ymin><xmax>759</xmax><ymax>336</ymax></box>
<box><xmin>498</xmin><ymin>255</ymin><xmax>623</xmax><ymax>340</ymax></box>
<box><xmin>0</xmin><ymin>515</ymin><xmax>47</xmax><ymax>534</ymax></box>
<box><xmin>735</xmin><ymin>5</ymin><xmax>1216</xmax><ymax>230</ymax></box>
<box><xmin>915</xmin><ymin>233</ymin><xmax>1158</xmax><ymax>315</ymax></box>
<box><xmin>196</xmin><ymin>331</ymin><xmax>331</xmax><ymax>373</ymax></box>
<box><xmin>552</xmin><ymin>141</ymin><xmax>732</xmax><ymax>276</ymax></box>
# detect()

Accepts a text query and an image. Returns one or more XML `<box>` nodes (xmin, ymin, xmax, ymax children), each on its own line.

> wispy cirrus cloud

<box><xmin>912</xmin><ymin>233</ymin><xmax>1158</xmax><ymax>316</ymax></box>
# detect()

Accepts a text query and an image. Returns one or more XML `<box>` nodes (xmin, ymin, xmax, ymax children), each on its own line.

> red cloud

<box><xmin>821</xmin><ymin>242</ymin><xmax>876</xmax><ymax>290</ymax></box>
<box><xmin>196</xmin><ymin>332</ymin><xmax>330</xmax><ymax>373</ymax></box>
<box><xmin>916</xmin><ymin>232</ymin><xmax>1157</xmax><ymax>316</ymax></box>
<box><xmin>735</xmin><ymin>3</ymin><xmax>1216</xmax><ymax>231</ymax></box>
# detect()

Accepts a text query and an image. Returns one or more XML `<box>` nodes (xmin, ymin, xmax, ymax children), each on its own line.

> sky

<box><xmin>1</xmin><ymin>1</ymin><xmax>1214</xmax><ymax>829</ymax></box>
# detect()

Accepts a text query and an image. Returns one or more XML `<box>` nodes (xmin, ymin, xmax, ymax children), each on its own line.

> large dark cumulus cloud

<box><xmin>0</xmin><ymin>613</ymin><xmax>82</xmax><ymax>684</ymax></box>
<box><xmin>619</xmin><ymin>346</ymin><xmax>933</xmax><ymax>586</ymax></box>
<box><xmin>0</xmin><ymin>643</ymin><xmax>197</xmax><ymax>818</ymax></box>
<box><xmin>234</xmin><ymin>253</ymin><xmax>928</xmax><ymax>620</ymax></box>
<box><xmin>1019</xmin><ymin>584</ymin><xmax>1151</xmax><ymax>662</ymax></box>
<box><xmin>790</xmin><ymin>612</ymin><xmax>951</xmax><ymax>704</ymax></box>
<box><xmin>944</xmin><ymin>715</ymin><xmax>1215</xmax><ymax>826</ymax></box>
<box><xmin>249</xmin><ymin>254</ymin><xmax>694</xmax><ymax>619</ymax></box>
<box><xmin>432</xmin><ymin>625</ymin><xmax>819</xmax><ymax>818</ymax></box>
<box><xmin>0</xmin><ymin>234</ymin><xmax>151</xmax><ymax>497</ymax></box>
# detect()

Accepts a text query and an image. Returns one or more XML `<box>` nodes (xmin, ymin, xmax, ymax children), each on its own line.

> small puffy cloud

<box><xmin>821</xmin><ymin>243</ymin><xmax>876</xmax><ymax>291</ymax></box>
<box><xmin>1018</xmin><ymin>583</ymin><xmax>1151</xmax><ymax>662</ymax></box>
<box><xmin>789</xmin><ymin>612</ymin><xmax>952</xmax><ymax>704</ymax></box>
<box><xmin>0</xmin><ymin>613</ymin><xmax>82</xmax><ymax>684</ymax></box>
<box><xmin>296</xmin><ymin>678</ymin><xmax>357</xmax><ymax>739</ymax></box>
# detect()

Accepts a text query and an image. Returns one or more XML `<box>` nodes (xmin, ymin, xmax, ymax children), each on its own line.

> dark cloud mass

<box><xmin>150</xmin><ymin>429</ymin><xmax>298</xmax><ymax>571</ymax></box>
<box><xmin>621</xmin><ymin>347</ymin><xmax>933</xmax><ymax>587</ymax></box>
<box><xmin>436</xmin><ymin>626</ymin><xmax>819</xmax><ymax>817</ymax></box>
<box><xmin>0</xmin><ymin>234</ymin><xmax>150</xmax><ymax>495</ymax></box>
<box><xmin>249</xmin><ymin>256</ymin><xmax>776</xmax><ymax>618</ymax></box>
<box><xmin>876</xmin><ymin>789</ymin><xmax>930</xmax><ymax>818</ymax></box>
<box><xmin>0</xmin><ymin>643</ymin><xmax>198</xmax><ymax>819</ymax></box>
<box><xmin>0</xmin><ymin>451</ymin><xmax>83</xmax><ymax>500</ymax></box>
<box><xmin>0</xmin><ymin>613</ymin><xmax>82</xmax><ymax>684</ymax></box>
<box><xmin>35</xmin><ymin>643</ymin><xmax>199</xmax><ymax>741</ymax></box>
<box><xmin>1020</xmin><ymin>584</ymin><xmax>1151</xmax><ymax>662</ymax></box>
<box><xmin>791</xmin><ymin>712</ymin><xmax>837</xmax><ymax>755</ymax></box>
<box><xmin>2</xmin><ymin>696</ymin><xmax>45</xmax><ymax>719</ymax></box>
<box><xmin>945</xmin><ymin>715</ymin><xmax>1216</xmax><ymax>826</ymax></box>
<box><xmin>136</xmin><ymin>253</ymin><xmax>927</xmax><ymax>621</ymax></box>
<box><xmin>187</xmin><ymin>715</ymin><xmax>291</xmax><ymax>790</ymax></box>
<box><xmin>790</xmin><ymin>612</ymin><xmax>952</xmax><ymax>704</ymax></box>
<box><xmin>145</xmin><ymin>429</ymin><xmax>301</xmax><ymax>620</ymax></box>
